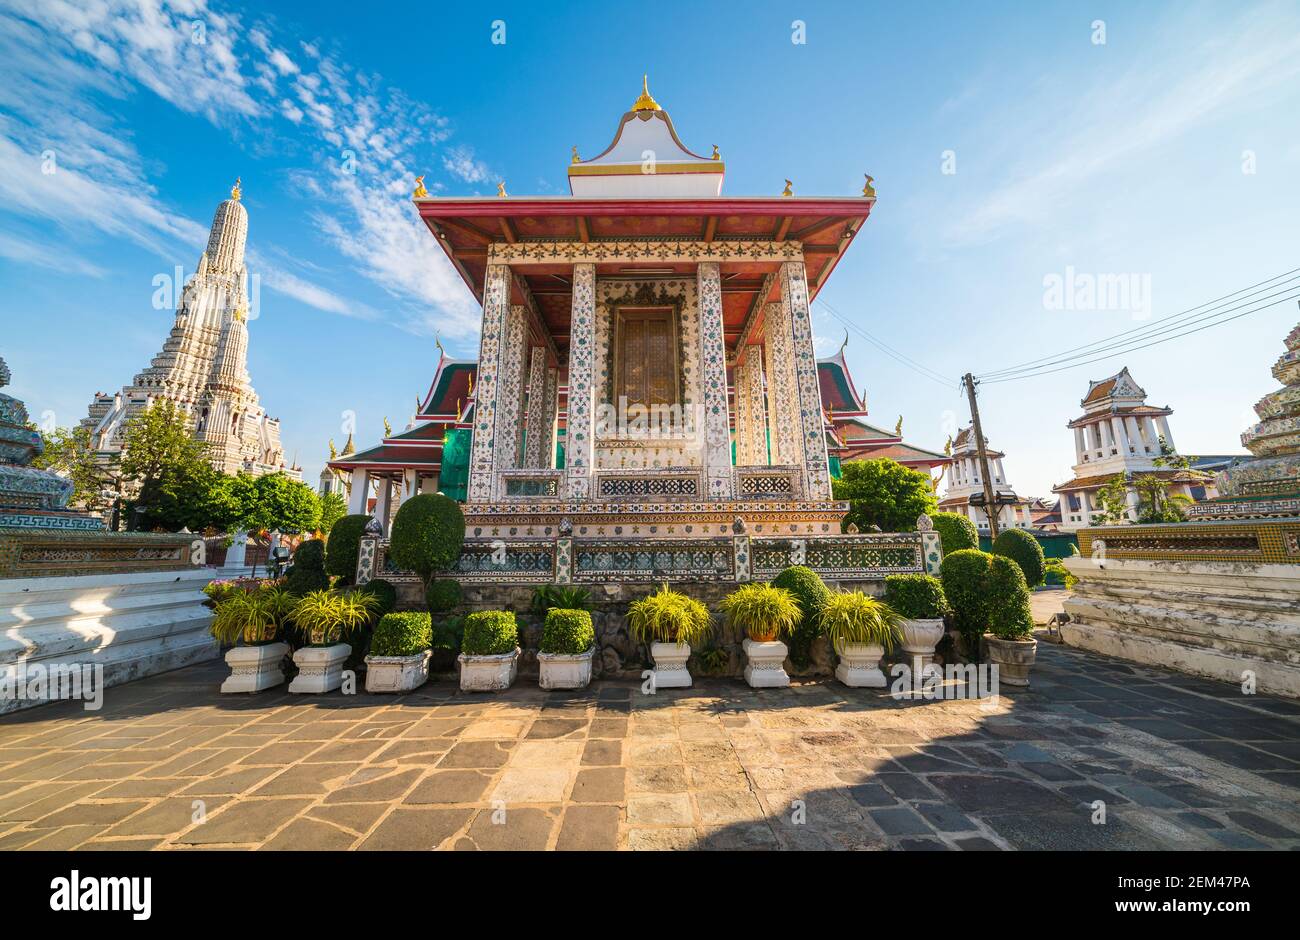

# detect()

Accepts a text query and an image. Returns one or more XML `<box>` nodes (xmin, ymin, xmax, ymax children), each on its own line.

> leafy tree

<box><xmin>317</xmin><ymin>490</ymin><xmax>347</xmax><ymax>535</ymax></box>
<box><xmin>235</xmin><ymin>473</ymin><xmax>321</xmax><ymax>534</ymax></box>
<box><xmin>31</xmin><ymin>425</ymin><xmax>119</xmax><ymax>514</ymax></box>
<box><xmin>832</xmin><ymin>458</ymin><xmax>937</xmax><ymax>533</ymax></box>
<box><xmin>119</xmin><ymin>400</ymin><xmax>210</xmax><ymax>530</ymax></box>
<box><xmin>1091</xmin><ymin>438</ymin><xmax>1197</xmax><ymax>527</ymax></box>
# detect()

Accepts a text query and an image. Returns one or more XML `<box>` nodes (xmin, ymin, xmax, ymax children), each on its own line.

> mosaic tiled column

<box><xmin>779</xmin><ymin>260</ymin><xmax>833</xmax><ymax>500</ymax></box>
<box><xmin>467</xmin><ymin>264</ymin><xmax>510</xmax><ymax>502</ymax></box>
<box><xmin>496</xmin><ymin>305</ymin><xmax>530</xmax><ymax>477</ymax></box>
<box><xmin>565</xmin><ymin>263</ymin><xmax>596</xmax><ymax>499</ymax></box>
<box><xmin>697</xmin><ymin>262</ymin><xmax>733</xmax><ymax>498</ymax></box>
<box><xmin>733</xmin><ymin>349</ymin><xmax>768</xmax><ymax>466</ymax></box>
<box><xmin>763</xmin><ymin>301</ymin><xmax>803</xmax><ymax>469</ymax></box>
<box><xmin>522</xmin><ymin>346</ymin><xmax>549</xmax><ymax>468</ymax></box>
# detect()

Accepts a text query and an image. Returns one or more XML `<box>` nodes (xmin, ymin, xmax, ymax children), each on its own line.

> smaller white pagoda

<box><xmin>938</xmin><ymin>425</ymin><xmax>1034</xmax><ymax>533</ymax></box>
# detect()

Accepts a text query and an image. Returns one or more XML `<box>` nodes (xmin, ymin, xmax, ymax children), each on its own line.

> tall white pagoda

<box><xmin>82</xmin><ymin>181</ymin><xmax>299</xmax><ymax>480</ymax></box>
<box><xmin>938</xmin><ymin>425</ymin><xmax>1034</xmax><ymax>533</ymax></box>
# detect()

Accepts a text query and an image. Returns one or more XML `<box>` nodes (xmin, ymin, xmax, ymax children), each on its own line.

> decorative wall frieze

<box><xmin>488</xmin><ymin>240</ymin><xmax>804</xmax><ymax>266</ymax></box>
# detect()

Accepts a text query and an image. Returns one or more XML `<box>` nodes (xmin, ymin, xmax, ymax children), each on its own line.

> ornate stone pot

<box><xmin>901</xmin><ymin>618</ymin><xmax>946</xmax><ymax>672</ymax></box>
<box><xmin>288</xmin><ymin>643</ymin><xmax>351</xmax><ymax>693</ymax></box>
<box><xmin>365</xmin><ymin>650</ymin><xmax>431</xmax><ymax>693</ymax></box>
<box><xmin>984</xmin><ymin>635</ymin><xmax>1037</xmax><ymax>687</ymax></box>
<box><xmin>221</xmin><ymin>641</ymin><xmax>289</xmax><ymax>693</ymax></box>
<box><xmin>742</xmin><ymin>638</ymin><xmax>790</xmax><ymax>688</ymax></box>
<box><xmin>458</xmin><ymin>647</ymin><xmax>520</xmax><ymax>692</ymax></box>
<box><xmin>834</xmin><ymin>643</ymin><xmax>887</xmax><ymax>688</ymax></box>
<box><xmin>538</xmin><ymin>647</ymin><xmax>595</xmax><ymax>690</ymax></box>
<box><xmin>648</xmin><ymin>642</ymin><xmax>692</xmax><ymax>689</ymax></box>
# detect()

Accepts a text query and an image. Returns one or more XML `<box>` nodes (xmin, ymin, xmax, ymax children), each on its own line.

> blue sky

<box><xmin>2</xmin><ymin>0</ymin><xmax>1298</xmax><ymax>497</ymax></box>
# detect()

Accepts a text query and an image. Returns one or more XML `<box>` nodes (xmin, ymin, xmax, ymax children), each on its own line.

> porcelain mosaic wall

<box><xmin>522</xmin><ymin>345</ymin><xmax>549</xmax><ymax>468</ymax></box>
<box><xmin>467</xmin><ymin>264</ymin><xmax>510</xmax><ymax>502</ymax></box>
<box><xmin>780</xmin><ymin>261</ymin><xmax>833</xmax><ymax>500</ymax></box>
<box><xmin>564</xmin><ymin>263</ymin><xmax>596</xmax><ymax>499</ymax></box>
<box><xmin>697</xmin><ymin>262</ymin><xmax>734</xmax><ymax>499</ymax></box>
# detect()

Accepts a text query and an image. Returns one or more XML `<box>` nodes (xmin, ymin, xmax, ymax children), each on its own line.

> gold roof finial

<box><xmin>710</xmin><ymin>144</ymin><xmax>720</xmax><ymax>161</ymax></box>
<box><xmin>383</xmin><ymin>416</ymin><xmax>392</xmax><ymax>437</ymax></box>
<box><xmin>328</xmin><ymin>439</ymin><xmax>337</xmax><ymax>460</ymax></box>
<box><xmin>413</xmin><ymin>175</ymin><xmax>428</xmax><ymax>198</ymax></box>
<box><xmin>862</xmin><ymin>174</ymin><xmax>876</xmax><ymax>198</ymax></box>
<box><xmin>497</xmin><ymin>181</ymin><xmax>507</xmax><ymax>198</ymax></box>
<box><xmin>631</xmin><ymin>74</ymin><xmax>661</xmax><ymax>112</ymax></box>
<box><xmin>571</xmin><ymin>145</ymin><xmax>581</xmax><ymax>164</ymax></box>
<box><xmin>231</xmin><ymin>176</ymin><xmax>242</xmax><ymax>201</ymax></box>
<box><xmin>434</xmin><ymin>331</ymin><xmax>445</xmax><ymax>357</ymax></box>
<box><xmin>781</xmin><ymin>179</ymin><xmax>793</xmax><ymax>197</ymax></box>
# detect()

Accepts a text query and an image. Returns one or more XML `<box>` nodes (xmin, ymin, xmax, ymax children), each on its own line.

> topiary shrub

<box><xmin>987</xmin><ymin>555</ymin><xmax>1035</xmax><ymax>639</ymax></box>
<box><xmin>931</xmin><ymin>512</ymin><xmax>979</xmax><ymax>555</ymax></box>
<box><xmin>390</xmin><ymin>494</ymin><xmax>465</xmax><ymax>591</ymax></box>
<box><xmin>292</xmin><ymin>538</ymin><xmax>326</xmax><ymax>572</ymax></box>
<box><xmin>284</xmin><ymin>566</ymin><xmax>329</xmax><ymax>596</ymax></box>
<box><xmin>884</xmin><ymin>573</ymin><xmax>948</xmax><ymax>620</ymax></box>
<box><xmin>370</xmin><ymin>611</ymin><xmax>432</xmax><ymax>657</ymax></box>
<box><xmin>992</xmin><ymin>528</ymin><xmax>1046</xmax><ymax>587</ymax></box>
<box><xmin>540</xmin><ymin>608</ymin><xmax>595</xmax><ymax>655</ymax></box>
<box><xmin>461</xmin><ymin>610</ymin><xmax>518</xmax><ymax>656</ymax></box>
<box><xmin>362</xmin><ymin>578</ymin><xmax>398</xmax><ymax>617</ymax></box>
<box><xmin>772</xmin><ymin>566</ymin><xmax>830</xmax><ymax>668</ymax></box>
<box><xmin>427</xmin><ymin>578</ymin><xmax>463</xmax><ymax>614</ymax></box>
<box><xmin>940</xmin><ymin>549</ymin><xmax>994</xmax><ymax>649</ymax></box>
<box><xmin>326</xmin><ymin>514</ymin><xmax>371</xmax><ymax>579</ymax></box>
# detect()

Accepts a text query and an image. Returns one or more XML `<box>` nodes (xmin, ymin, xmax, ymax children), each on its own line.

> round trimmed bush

<box><xmin>541</xmin><ymin>608</ymin><xmax>595</xmax><ymax>655</ymax></box>
<box><xmin>292</xmin><ymin>538</ymin><xmax>325</xmax><ymax>572</ymax></box>
<box><xmin>884</xmin><ymin>573</ymin><xmax>948</xmax><ymax>620</ymax></box>
<box><xmin>772</xmin><ymin>565</ymin><xmax>831</xmax><ymax>668</ymax></box>
<box><xmin>370</xmin><ymin>611</ymin><xmax>432</xmax><ymax>657</ymax></box>
<box><xmin>362</xmin><ymin>578</ymin><xmax>398</xmax><ymax>617</ymax></box>
<box><xmin>931</xmin><ymin>512</ymin><xmax>979</xmax><ymax>555</ymax></box>
<box><xmin>326</xmin><ymin>514</ymin><xmax>371</xmax><ymax>579</ymax></box>
<box><xmin>461</xmin><ymin>610</ymin><xmax>518</xmax><ymax>656</ymax></box>
<box><xmin>987</xmin><ymin>555</ymin><xmax>1034</xmax><ymax>639</ymax></box>
<box><xmin>427</xmin><ymin>579</ymin><xmax>463</xmax><ymax>614</ymax></box>
<box><xmin>940</xmin><ymin>549</ymin><xmax>994</xmax><ymax>646</ymax></box>
<box><xmin>992</xmin><ymin>528</ymin><xmax>1046</xmax><ymax>587</ymax></box>
<box><xmin>390</xmin><ymin>494</ymin><xmax>465</xmax><ymax>587</ymax></box>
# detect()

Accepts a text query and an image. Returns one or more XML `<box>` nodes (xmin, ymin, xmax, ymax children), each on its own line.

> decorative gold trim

<box><xmin>567</xmin><ymin>161</ymin><xmax>725</xmax><ymax>177</ymax></box>
<box><xmin>631</xmin><ymin>74</ymin><xmax>662</xmax><ymax>112</ymax></box>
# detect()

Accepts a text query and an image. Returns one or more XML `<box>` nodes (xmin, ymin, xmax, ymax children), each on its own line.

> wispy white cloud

<box><xmin>0</xmin><ymin>228</ymin><xmax>107</xmax><ymax>277</ymax></box>
<box><xmin>442</xmin><ymin>145</ymin><xmax>492</xmax><ymax>185</ymax></box>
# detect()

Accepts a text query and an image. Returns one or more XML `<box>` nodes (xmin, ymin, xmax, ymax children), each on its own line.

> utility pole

<box><xmin>963</xmin><ymin>372</ymin><xmax>1001</xmax><ymax>540</ymax></box>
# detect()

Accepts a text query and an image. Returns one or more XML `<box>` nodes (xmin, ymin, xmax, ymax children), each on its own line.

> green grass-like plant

<box><xmin>291</xmin><ymin>589</ymin><xmax>379</xmax><ymax>646</ymax></box>
<box><xmin>531</xmin><ymin>584</ymin><xmax>593</xmax><ymax>614</ymax></box>
<box><xmin>627</xmin><ymin>584</ymin><xmax>713</xmax><ymax>647</ymax></box>
<box><xmin>883</xmin><ymin>573</ymin><xmax>948</xmax><ymax>620</ymax></box>
<box><xmin>720</xmin><ymin>582</ymin><xmax>801</xmax><ymax>643</ymax></box>
<box><xmin>210</xmin><ymin>590</ymin><xmax>277</xmax><ymax>646</ymax></box>
<box><xmin>540</xmin><ymin>608</ymin><xmax>595</xmax><ymax>655</ymax></box>
<box><xmin>820</xmin><ymin>590</ymin><xmax>904</xmax><ymax>654</ymax></box>
<box><xmin>461</xmin><ymin>610</ymin><xmax>519</xmax><ymax>656</ymax></box>
<box><xmin>370</xmin><ymin>612</ymin><xmax>433</xmax><ymax>657</ymax></box>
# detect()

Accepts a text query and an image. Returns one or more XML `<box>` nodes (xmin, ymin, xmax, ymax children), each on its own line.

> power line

<box><xmin>816</xmin><ymin>299</ymin><xmax>959</xmax><ymax>389</ymax></box>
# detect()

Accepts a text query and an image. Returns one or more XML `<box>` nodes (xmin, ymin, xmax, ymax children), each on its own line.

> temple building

<box><xmin>938</xmin><ymin>425</ymin><xmax>1035</xmax><ymax>533</ymax></box>
<box><xmin>81</xmin><ymin>182</ymin><xmax>300</xmax><ymax>481</ymax></box>
<box><xmin>1052</xmin><ymin>367</ymin><xmax>1213</xmax><ymax>530</ymax></box>
<box><xmin>339</xmin><ymin>79</ymin><xmax>944</xmax><ymax>587</ymax></box>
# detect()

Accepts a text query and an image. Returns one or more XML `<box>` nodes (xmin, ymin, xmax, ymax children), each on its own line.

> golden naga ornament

<box><xmin>413</xmin><ymin>175</ymin><xmax>428</xmax><ymax>198</ymax></box>
<box><xmin>862</xmin><ymin>174</ymin><xmax>876</xmax><ymax>198</ymax></box>
<box><xmin>631</xmin><ymin>74</ymin><xmax>661</xmax><ymax>112</ymax></box>
<box><xmin>710</xmin><ymin>144</ymin><xmax>720</xmax><ymax>160</ymax></box>
<box><xmin>383</xmin><ymin>416</ymin><xmax>392</xmax><ymax>437</ymax></box>
<box><xmin>571</xmin><ymin>146</ymin><xmax>580</xmax><ymax>164</ymax></box>
<box><xmin>231</xmin><ymin>176</ymin><xmax>242</xmax><ymax>201</ymax></box>
<box><xmin>497</xmin><ymin>181</ymin><xmax>508</xmax><ymax>197</ymax></box>
<box><xmin>781</xmin><ymin>179</ymin><xmax>793</xmax><ymax>197</ymax></box>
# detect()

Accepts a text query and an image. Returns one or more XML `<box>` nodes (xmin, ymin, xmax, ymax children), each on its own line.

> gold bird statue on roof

<box><xmin>894</xmin><ymin>415</ymin><xmax>903</xmax><ymax>437</ymax></box>
<box><xmin>781</xmin><ymin>179</ymin><xmax>793</xmax><ymax>197</ymax></box>
<box><xmin>862</xmin><ymin>174</ymin><xmax>876</xmax><ymax>198</ymax></box>
<box><xmin>497</xmin><ymin>181</ymin><xmax>507</xmax><ymax>198</ymax></box>
<box><xmin>413</xmin><ymin>175</ymin><xmax>428</xmax><ymax>198</ymax></box>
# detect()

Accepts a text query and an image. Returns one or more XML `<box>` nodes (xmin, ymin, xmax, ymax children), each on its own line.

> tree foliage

<box><xmin>832</xmin><ymin>458</ymin><xmax>937</xmax><ymax>533</ymax></box>
<box><xmin>317</xmin><ymin>491</ymin><xmax>347</xmax><ymax>535</ymax></box>
<box><xmin>31</xmin><ymin>425</ymin><xmax>119</xmax><ymax>514</ymax></box>
<box><xmin>930</xmin><ymin>511</ymin><xmax>979</xmax><ymax>554</ymax></box>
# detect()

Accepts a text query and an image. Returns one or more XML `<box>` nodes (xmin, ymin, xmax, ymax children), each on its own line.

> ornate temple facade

<box><xmin>1052</xmin><ymin>367</ymin><xmax>1212</xmax><ymax>530</ymax></box>
<box><xmin>81</xmin><ymin>183</ymin><xmax>299</xmax><ymax>481</ymax></box>
<box><xmin>344</xmin><ymin>81</ymin><xmax>943</xmax><ymax>586</ymax></box>
<box><xmin>938</xmin><ymin>426</ymin><xmax>1035</xmax><ymax>533</ymax></box>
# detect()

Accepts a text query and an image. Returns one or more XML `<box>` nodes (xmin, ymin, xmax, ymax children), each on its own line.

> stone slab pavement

<box><xmin>1</xmin><ymin>606</ymin><xmax>1297</xmax><ymax>850</ymax></box>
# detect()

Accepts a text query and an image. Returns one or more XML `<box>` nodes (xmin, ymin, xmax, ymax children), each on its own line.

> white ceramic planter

<box><xmin>901</xmin><ymin>618</ymin><xmax>946</xmax><ymax>672</ymax></box>
<box><xmin>364</xmin><ymin>650</ymin><xmax>431</xmax><ymax>693</ymax></box>
<box><xmin>221</xmin><ymin>641</ymin><xmax>288</xmax><ymax>693</ymax></box>
<box><xmin>835</xmin><ymin>642</ymin><xmax>887</xmax><ymax>687</ymax></box>
<box><xmin>538</xmin><ymin>646</ymin><xmax>595</xmax><ymax>690</ymax></box>
<box><xmin>742</xmin><ymin>638</ymin><xmax>791</xmax><ymax>688</ymax></box>
<box><xmin>648</xmin><ymin>642</ymin><xmax>692</xmax><ymax>689</ymax></box>
<box><xmin>288</xmin><ymin>643</ymin><xmax>351</xmax><ymax>693</ymax></box>
<box><xmin>458</xmin><ymin>647</ymin><xmax>519</xmax><ymax>692</ymax></box>
<box><xmin>985</xmin><ymin>635</ymin><xmax>1037</xmax><ymax>687</ymax></box>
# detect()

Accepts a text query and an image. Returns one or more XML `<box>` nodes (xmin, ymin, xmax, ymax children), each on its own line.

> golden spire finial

<box><xmin>571</xmin><ymin>145</ymin><xmax>581</xmax><ymax>164</ymax></box>
<box><xmin>781</xmin><ymin>179</ymin><xmax>793</xmax><ymax>197</ymax></box>
<box><xmin>631</xmin><ymin>74</ymin><xmax>662</xmax><ymax>112</ymax></box>
<box><xmin>413</xmin><ymin>175</ymin><xmax>428</xmax><ymax>198</ymax></box>
<box><xmin>231</xmin><ymin>176</ymin><xmax>242</xmax><ymax>201</ymax></box>
<box><xmin>862</xmin><ymin>174</ymin><xmax>876</xmax><ymax>198</ymax></box>
<box><xmin>497</xmin><ymin>181</ymin><xmax>507</xmax><ymax>198</ymax></box>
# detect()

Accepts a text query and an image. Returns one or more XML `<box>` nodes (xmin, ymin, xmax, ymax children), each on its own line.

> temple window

<box><xmin>612</xmin><ymin>306</ymin><xmax>680</xmax><ymax>410</ymax></box>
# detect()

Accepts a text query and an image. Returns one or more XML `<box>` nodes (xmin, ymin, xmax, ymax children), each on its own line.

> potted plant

<box><xmin>983</xmin><ymin>555</ymin><xmax>1038</xmax><ymax>686</ymax></box>
<box><xmin>458</xmin><ymin>610</ymin><xmax>519</xmax><ymax>691</ymax></box>
<box><xmin>537</xmin><ymin>608</ymin><xmax>596</xmax><ymax>690</ymax></box>
<box><xmin>627</xmin><ymin>584</ymin><xmax>712</xmax><ymax>689</ymax></box>
<box><xmin>287</xmin><ymin>589</ymin><xmax>378</xmax><ymax>693</ymax></box>
<box><xmin>214</xmin><ymin>586</ymin><xmax>294</xmax><ymax>693</ymax></box>
<box><xmin>884</xmin><ymin>573</ymin><xmax>949</xmax><ymax>675</ymax></box>
<box><xmin>821</xmin><ymin>590</ymin><xmax>904</xmax><ymax>687</ymax></box>
<box><xmin>720</xmin><ymin>583</ymin><xmax>801</xmax><ymax>688</ymax></box>
<box><xmin>365</xmin><ymin>612</ymin><xmax>433</xmax><ymax>693</ymax></box>
<box><xmin>530</xmin><ymin>584</ymin><xmax>593</xmax><ymax>614</ymax></box>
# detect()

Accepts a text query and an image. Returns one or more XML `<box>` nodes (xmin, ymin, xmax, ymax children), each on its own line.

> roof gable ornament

<box><xmin>231</xmin><ymin>177</ymin><xmax>242</xmax><ymax>201</ymax></box>
<box><xmin>631</xmin><ymin>74</ymin><xmax>661</xmax><ymax>112</ymax></box>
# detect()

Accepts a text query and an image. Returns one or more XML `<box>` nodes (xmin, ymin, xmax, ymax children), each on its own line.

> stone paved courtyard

<box><xmin>2</xmin><ymin>625</ymin><xmax>1297</xmax><ymax>852</ymax></box>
